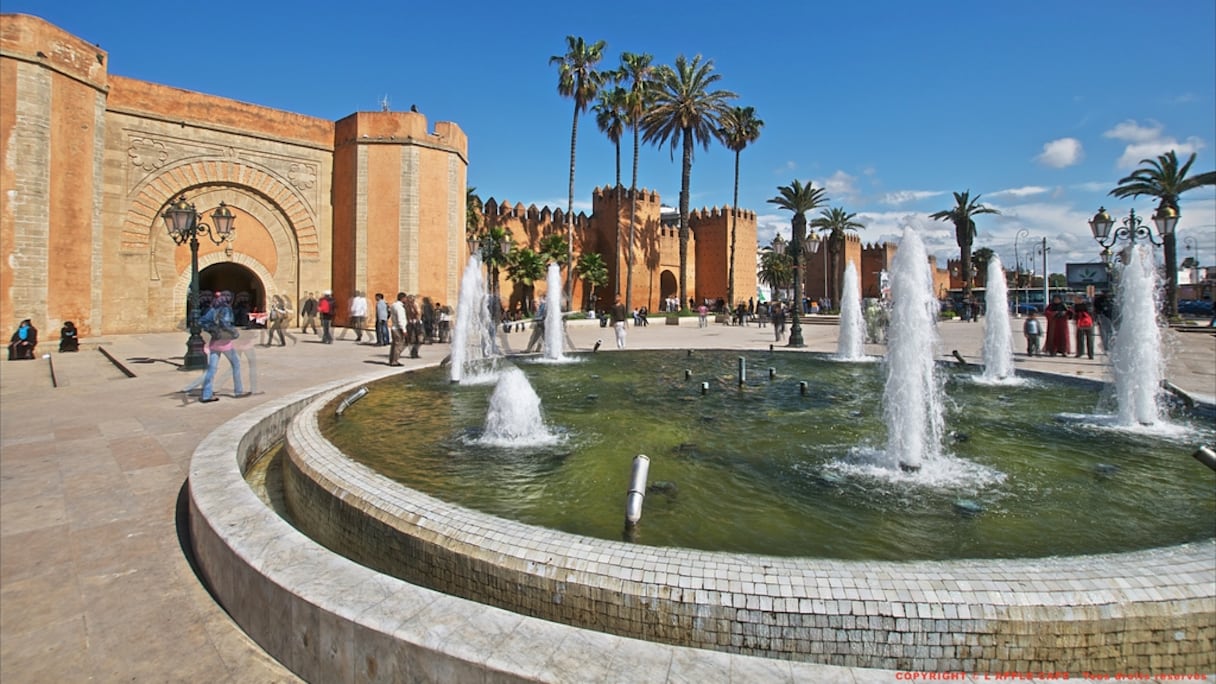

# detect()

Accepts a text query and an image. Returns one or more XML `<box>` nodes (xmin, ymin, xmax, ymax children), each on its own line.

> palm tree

<box><xmin>642</xmin><ymin>54</ymin><xmax>737</xmax><ymax>312</ymax></box>
<box><xmin>971</xmin><ymin>246</ymin><xmax>996</xmax><ymax>288</ymax></box>
<box><xmin>809</xmin><ymin>206</ymin><xmax>864</xmax><ymax>307</ymax></box>
<box><xmin>757</xmin><ymin>247</ymin><xmax>793</xmax><ymax>303</ymax></box>
<box><xmin>718</xmin><ymin>105</ymin><xmax>764</xmax><ymax>308</ymax></box>
<box><xmin>1109</xmin><ymin>150</ymin><xmax>1216</xmax><ymax>316</ymax></box>
<box><xmin>576</xmin><ymin>252</ymin><xmax>609</xmax><ymax>312</ymax></box>
<box><xmin>930</xmin><ymin>191</ymin><xmax>1000</xmax><ymax>304</ymax></box>
<box><xmin>538</xmin><ymin>233</ymin><xmax>569</xmax><ymax>268</ymax></box>
<box><xmin>480</xmin><ymin>225</ymin><xmax>514</xmax><ymax>299</ymax></box>
<box><xmin>594</xmin><ymin>85</ymin><xmax>627</xmax><ymax>297</ymax></box>
<box><xmin>619</xmin><ymin>51</ymin><xmax>656</xmax><ymax>312</ymax></box>
<box><xmin>505</xmin><ymin>247</ymin><xmax>547</xmax><ymax>316</ymax></box>
<box><xmin>550</xmin><ymin>35</ymin><xmax>607</xmax><ymax>299</ymax></box>
<box><xmin>767</xmin><ymin>180</ymin><xmax>830</xmax><ymax>347</ymax></box>
<box><xmin>466</xmin><ymin>186</ymin><xmax>483</xmax><ymax>239</ymax></box>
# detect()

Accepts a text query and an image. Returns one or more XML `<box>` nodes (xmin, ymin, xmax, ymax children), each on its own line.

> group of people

<box><xmin>1022</xmin><ymin>293</ymin><xmax>1109</xmax><ymax>359</ymax></box>
<box><xmin>8</xmin><ymin>320</ymin><xmax>80</xmax><ymax>360</ymax></box>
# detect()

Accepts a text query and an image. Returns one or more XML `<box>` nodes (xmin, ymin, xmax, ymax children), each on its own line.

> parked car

<box><xmin>1178</xmin><ymin>299</ymin><xmax>1214</xmax><ymax>316</ymax></box>
<box><xmin>1012</xmin><ymin>302</ymin><xmax>1042</xmax><ymax>315</ymax></box>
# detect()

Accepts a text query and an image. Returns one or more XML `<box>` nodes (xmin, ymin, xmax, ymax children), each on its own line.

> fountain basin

<box><xmin>185</xmin><ymin>368</ymin><xmax>1215</xmax><ymax>679</ymax></box>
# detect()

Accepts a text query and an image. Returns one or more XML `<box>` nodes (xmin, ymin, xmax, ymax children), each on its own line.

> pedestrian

<box><xmin>265</xmin><ymin>295</ymin><xmax>294</xmax><ymax>347</ymax></box>
<box><xmin>772</xmin><ymin>302</ymin><xmax>786</xmax><ymax>342</ymax></box>
<box><xmin>198</xmin><ymin>291</ymin><xmax>244</xmax><ymax>403</ymax></box>
<box><xmin>1022</xmin><ymin>311</ymin><xmax>1042</xmax><ymax>357</ymax></box>
<box><xmin>348</xmin><ymin>290</ymin><xmax>368</xmax><ymax>342</ymax></box>
<box><xmin>525</xmin><ymin>297</ymin><xmax>546</xmax><ymax>353</ymax></box>
<box><xmin>318</xmin><ymin>290</ymin><xmax>335</xmax><ymax>343</ymax></box>
<box><xmin>59</xmin><ymin>321</ymin><xmax>79</xmax><ymax>352</ymax></box>
<box><xmin>1043</xmin><ymin>295</ymin><xmax>1071</xmax><ymax>357</ymax></box>
<box><xmin>405</xmin><ymin>294</ymin><xmax>422</xmax><ymax>358</ymax></box>
<box><xmin>374</xmin><ymin>293</ymin><xmax>390</xmax><ymax>346</ymax></box>
<box><xmin>1073</xmin><ymin>298</ymin><xmax>1095</xmax><ymax>360</ymax></box>
<box><xmin>697</xmin><ymin>302</ymin><xmax>709</xmax><ymax>328</ymax></box>
<box><xmin>301</xmin><ymin>292</ymin><xmax>318</xmax><ymax>334</ymax></box>
<box><xmin>388</xmin><ymin>292</ymin><xmax>407</xmax><ymax>366</ymax></box>
<box><xmin>7</xmin><ymin>319</ymin><xmax>37</xmax><ymax>360</ymax></box>
<box><xmin>611</xmin><ymin>295</ymin><xmax>629</xmax><ymax>349</ymax></box>
<box><xmin>1093</xmin><ymin>291</ymin><xmax>1114</xmax><ymax>354</ymax></box>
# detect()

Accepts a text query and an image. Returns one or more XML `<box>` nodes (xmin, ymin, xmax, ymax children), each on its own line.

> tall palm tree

<box><xmin>809</xmin><ymin>206</ymin><xmax>864</xmax><ymax>307</ymax></box>
<box><xmin>767</xmin><ymin>180</ymin><xmax>830</xmax><ymax>347</ymax></box>
<box><xmin>718</xmin><ymin>105</ymin><xmax>764</xmax><ymax>308</ymax></box>
<box><xmin>619</xmin><ymin>51</ymin><xmax>656</xmax><ymax>312</ymax></box>
<box><xmin>930</xmin><ymin>191</ymin><xmax>1000</xmax><ymax>304</ymax></box>
<box><xmin>757</xmin><ymin>247</ymin><xmax>793</xmax><ymax>303</ymax></box>
<box><xmin>576</xmin><ymin>252</ymin><xmax>609</xmax><ymax>312</ymax></box>
<box><xmin>466</xmin><ymin>186</ymin><xmax>483</xmax><ymax>239</ymax></box>
<box><xmin>1109</xmin><ymin>150</ymin><xmax>1216</xmax><ymax>316</ymax></box>
<box><xmin>550</xmin><ymin>36</ymin><xmax>607</xmax><ymax>299</ymax></box>
<box><xmin>594</xmin><ymin>85</ymin><xmax>627</xmax><ymax>297</ymax></box>
<box><xmin>642</xmin><ymin>54</ymin><xmax>737</xmax><ymax>312</ymax></box>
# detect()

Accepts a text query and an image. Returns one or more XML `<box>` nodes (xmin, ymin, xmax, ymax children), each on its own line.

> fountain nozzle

<box><xmin>593</xmin><ymin>339</ymin><xmax>602</xmax><ymax>352</ymax></box>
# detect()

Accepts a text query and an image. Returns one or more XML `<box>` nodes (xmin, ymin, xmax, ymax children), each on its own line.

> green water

<box><xmin>322</xmin><ymin>350</ymin><xmax>1216</xmax><ymax>560</ymax></box>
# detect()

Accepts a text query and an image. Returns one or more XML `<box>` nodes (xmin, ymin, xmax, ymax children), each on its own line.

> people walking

<box><xmin>1023</xmin><ymin>311</ymin><xmax>1042</xmax><ymax>357</ymax></box>
<box><xmin>347</xmin><ymin>290</ymin><xmax>368</xmax><ymax>342</ymax></box>
<box><xmin>318</xmin><ymin>290</ymin><xmax>335</xmax><ymax>344</ymax></box>
<box><xmin>265</xmin><ymin>295</ymin><xmax>294</xmax><ymax>347</ymax></box>
<box><xmin>405</xmin><ymin>294</ymin><xmax>422</xmax><ymax>358</ymax></box>
<box><xmin>1073</xmin><ymin>297</ymin><xmax>1095</xmax><ymax>360</ymax></box>
<box><xmin>388</xmin><ymin>292</ymin><xmax>407</xmax><ymax>366</ymax></box>
<box><xmin>611</xmin><ymin>295</ymin><xmax>628</xmax><ymax>349</ymax></box>
<box><xmin>374</xmin><ymin>293</ymin><xmax>390</xmax><ymax>346</ymax></box>
<box><xmin>198</xmin><ymin>291</ymin><xmax>244</xmax><ymax>403</ymax></box>
<box><xmin>301</xmin><ymin>292</ymin><xmax>318</xmax><ymax>335</ymax></box>
<box><xmin>772</xmin><ymin>302</ymin><xmax>786</xmax><ymax>342</ymax></box>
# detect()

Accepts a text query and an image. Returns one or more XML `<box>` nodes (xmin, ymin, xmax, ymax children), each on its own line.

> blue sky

<box><xmin>9</xmin><ymin>0</ymin><xmax>1215</xmax><ymax>275</ymax></box>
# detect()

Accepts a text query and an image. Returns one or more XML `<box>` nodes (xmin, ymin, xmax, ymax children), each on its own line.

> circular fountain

<box><xmin>188</xmin><ymin>228</ymin><xmax>1216</xmax><ymax>681</ymax></box>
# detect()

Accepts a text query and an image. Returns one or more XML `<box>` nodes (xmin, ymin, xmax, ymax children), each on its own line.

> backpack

<box><xmin>1076</xmin><ymin>311</ymin><xmax>1093</xmax><ymax>329</ymax></box>
<box><xmin>318</xmin><ymin>297</ymin><xmax>332</xmax><ymax>315</ymax></box>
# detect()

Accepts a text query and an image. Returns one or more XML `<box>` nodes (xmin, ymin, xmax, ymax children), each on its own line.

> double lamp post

<box><xmin>1087</xmin><ymin>206</ymin><xmax>1178</xmax><ymax>309</ymax></box>
<box><xmin>164</xmin><ymin>196</ymin><xmax>235</xmax><ymax>370</ymax></box>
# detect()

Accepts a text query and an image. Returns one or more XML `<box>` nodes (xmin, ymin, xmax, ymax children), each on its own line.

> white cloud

<box><xmin>821</xmin><ymin>170</ymin><xmax>858</xmax><ymax>202</ymax></box>
<box><xmin>1036</xmin><ymin>138</ymin><xmax>1084</xmax><ymax>168</ymax></box>
<box><xmin>880</xmin><ymin>190</ymin><xmax>946</xmax><ymax>205</ymax></box>
<box><xmin>990</xmin><ymin>186</ymin><xmax>1051</xmax><ymax>199</ymax></box>
<box><xmin>1115</xmin><ymin>136</ymin><xmax>1206</xmax><ymax>170</ymax></box>
<box><xmin>1103</xmin><ymin>119</ymin><xmax>1164</xmax><ymax>143</ymax></box>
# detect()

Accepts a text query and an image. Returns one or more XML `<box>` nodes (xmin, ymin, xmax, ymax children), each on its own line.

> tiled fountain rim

<box><xmin>190</xmin><ymin>362</ymin><xmax>1216</xmax><ymax>681</ymax></box>
<box><xmin>187</xmin><ymin>367</ymin><xmax>880</xmax><ymax>681</ymax></box>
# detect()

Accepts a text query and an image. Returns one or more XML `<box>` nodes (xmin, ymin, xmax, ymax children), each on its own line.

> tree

<box><xmin>538</xmin><ymin>233</ymin><xmax>569</xmax><ymax>268</ymax></box>
<box><xmin>642</xmin><ymin>54</ymin><xmax>736</xmax><ymax>312</ymax></box>
<box><xmin>971</xmin><ymin>246</ymin><xmax>996</xmax><ymax>288</ymax></box>
<box><xmin>767</xmin><ymin>180</ymin><xmax>829</xmax><ymax>346</ymax></box>
<box><xmin>505</xmin><ymin>247</ymin><xmax>547</xmax><ymax>316</ymax></box>
<box><xmin>594</xmin><ymin>85</ymin><xmax>627</xmax><ymax>298</ymax></box>
<box><xmin>1109</xmin><ymin>150</ymin><xmax>1216</xmax><ymax>316</ymax></box>
<box><xmin>619</xmin><ymin>51</ymin><xmax>656</xmax><ymax>312</ymax></box>
<box><xmin>480</xmin><ymin>225</ymin><xmax>514</xmax><ymax>299</ymax></box>
<box><xmin>930</xmin><ymin>191</ymin><xmax>1000</xmax><ymax>304</ymax></box>
<box><xmin>758</xmin><ymin>247</ymin><xmax>793</xmax><ymax>303</ymax></box>
<box><xmin>718</xmin><ymin>105</ymin><xmax>764</xmax><ymax>308</ymax></box>
<box><xmin>550</xmin><ymin>36</ymin><xmax>607</xmax><ymax>299</ymax></box>
<box><xmin>466</xmin><ymin>186</ymin><xmax>483</xmax><ymax>239</ymax></box>
<box><xmin>576</xmin><ymin>252</ymin><xmax>609</xmax><ymax>312</ymax></box>
<box><xmin>809</xmin><ymin>206</ymin><xmax>864</xmax><ymax>307</ymax></box>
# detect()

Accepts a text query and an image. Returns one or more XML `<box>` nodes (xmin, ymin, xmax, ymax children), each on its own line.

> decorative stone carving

<box><xmin>128</xmin><ymin>137</ymin><xmax>167</xmax><ymax>172</ymax></box>
<box><xmin>289</xmin><ymin>163</ymin><xmax>317</xmax><ymax>191</ymax></box>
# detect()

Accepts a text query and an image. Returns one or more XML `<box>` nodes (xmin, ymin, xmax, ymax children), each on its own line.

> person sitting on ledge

<box><xmin>8</xmin><ymin>319</ymin><xmax>38</xmax><ymax>360</ymax></box>
<box><xmin>59</xmin><ymin>321</ymin><xmax>79</xmax><ymax>352</ymax></box>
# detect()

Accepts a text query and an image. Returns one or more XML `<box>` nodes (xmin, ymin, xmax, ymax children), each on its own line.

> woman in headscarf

<box><xmin>8</xmin><ymin>319</ymin><xmax>38</xmax><ymax>360</ymax></box>
<box><xmin>59</xmin><ymin>321</ymin><xmax>79</xmax><ymax>352</ymax></box>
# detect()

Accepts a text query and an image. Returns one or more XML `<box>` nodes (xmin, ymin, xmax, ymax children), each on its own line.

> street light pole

<box><xmin>163</xmin><ymin>196</ymin><xmax>235</xmax><ymax>370</ymax></box>
<box><xmin>1087</xmin><ymin>207</ymin><xmax>1177</xmax><ymax>311</ymax></box>
<box><xmin>1014</xmin><ymin>228</ymin><xmax>1029</xmax><ymax>315</ymax></box>
<box><xmin>787</xmin><ymin>223</ymin><xmax>811</xmax><ymax>348</ymax></box>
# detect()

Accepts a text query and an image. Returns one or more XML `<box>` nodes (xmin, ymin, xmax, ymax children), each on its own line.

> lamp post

<box><xmin>1088</xmin><ymin>206</ymin><xmax>1177</xmax><ymax>310</ymax></box>
<box><xmin>787</xmin><ymin>227</ymin><xmax>813</xmax><ymax>348</ymax></box>
<box><xmin>1014</xmin><ymin>228</ymin><xmax>1029</xmax><ymax>315</ymax></box>
<box><xmin>163</xmin><ymin>196</ymin><xmax>235</xmax><ymax>370</ymax></box>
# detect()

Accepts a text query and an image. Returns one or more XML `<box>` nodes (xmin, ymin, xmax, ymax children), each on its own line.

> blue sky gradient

<box><xmin>7</xmin><ymin>0</ymin><xmax>1214</xmax><ymax>274</ymax></box>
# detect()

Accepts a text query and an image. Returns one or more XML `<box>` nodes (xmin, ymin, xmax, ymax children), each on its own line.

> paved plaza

<box><xmin>1</xmin><ymin>316</ymin><xmax>1213</xmax><ymax>682</ymax></box>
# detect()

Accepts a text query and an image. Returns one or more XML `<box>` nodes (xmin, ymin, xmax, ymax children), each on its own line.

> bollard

<box><xmin>684</xmin><ymin>369</ymin><xmax>692</xmax><ymax>380</ymax></box>
<box><xmin>768</xmin><ymin>367</ymin><xmax>776</xmax><ymax>380</ymax></box>
<box><xmin>624</xmin><ymin>455</ymin><xmax>651</xmax><ymax>526</ymax></box>
<box><xmin>336</xmin><ymin>386</ymin><xmax>369</xmax><ymax>417</ymax></box>
<box><xmin>1194</xmin><ymin>446</ymin><xmax>1216</xmax><ymax>472</ymax></box>
<box><xmin>738</xmin><ymin>357</ymin><xmax>746</xmax><ymax>386</ymax></box>
<box><xmin>701</xmin><ymin>381</ymin><xmax>709</xmax><ymax>395</ymax></box>
<box><xmin>799</xmin><ymin>381</ymin><xmax>807</xmax><ymax>396</ymax></box>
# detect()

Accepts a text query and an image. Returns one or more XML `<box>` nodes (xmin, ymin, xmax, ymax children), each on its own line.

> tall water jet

<box><xmin>1110</xmin><ymin>245</ymin><xmax>1163</xmax><ymax>425</ymax></box>
<box><xmin>882</xmin><ymin>227</ymin><xmax>944</xmax><ymax>471</ymax></box>
<box><xmin>542</xmin><ymin>262</ymin><xmax>566</xmax><ymax>361</ymax></box>
<box><xmin>450</xmin><ymin>253</ymin><xmax>499</xmax><ymax>383</ymax></box>
<box><xmin>479</xmin><ymin>366</ymin><xmax>556</xmax><ymax>446</ymax></box>
<box><xmin>835</xmin><ymin>261</ymin><xmax>867</xmax><ymax>360</ymax></box>
<box><xmin>981</xmin><ymin>255</ymin><xmax>1015</xmax><ymax>381</ymax></box>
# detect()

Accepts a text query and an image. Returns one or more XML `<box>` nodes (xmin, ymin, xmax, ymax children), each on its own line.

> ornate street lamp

<box><xmin>1088</xmin><ymin>206</ymin><xmax>1175</xmax><ymax>250</ymax></box>
<box><xmin>787</xmin><ymin>235</ymin><xmax>819</xmax><ymax>348</ymax></box>
<box><xmin>164</xmin><ymin>196</ymin><xmax>235</xmax><ymax>370</ymax></box>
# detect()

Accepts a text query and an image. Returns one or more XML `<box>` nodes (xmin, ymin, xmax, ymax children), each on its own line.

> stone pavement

<box><xmin>1</xmin><ymin>316</ymin><xmax>1213</xmax><ymax>682</ymax></box>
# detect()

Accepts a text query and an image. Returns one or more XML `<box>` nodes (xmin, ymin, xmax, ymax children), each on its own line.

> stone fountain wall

<box><xmin>279</xmin><ymin>383</ymin><xmax>1216</xmax><ymax>673</ymax></box>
